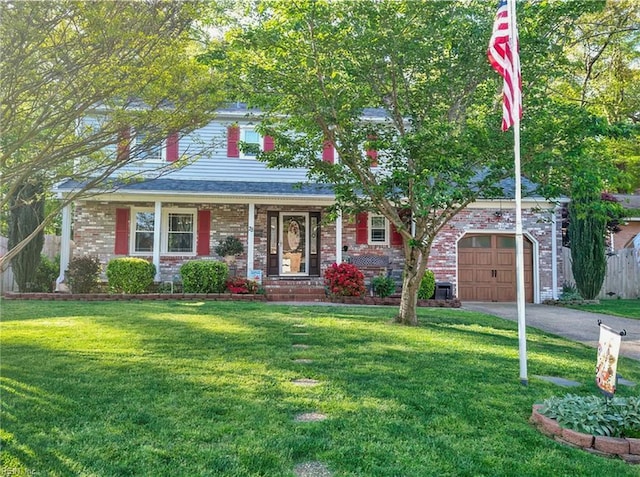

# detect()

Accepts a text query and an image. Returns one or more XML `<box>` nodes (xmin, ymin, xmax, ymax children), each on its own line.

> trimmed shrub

<box><xmin>31</xmin><ymin>254</ymin><xmax>60</xmax><ymax>292</ymax></box>
<box><xmin>371</xmin><ymin>274</ymin><xmax>396</xmax><ymax>298</ymax></box>
<box><xmin>180</xmin><ymin>260</ymin><xmax>228</xmax><ymax>293</ymax></box>
<box><xmin>418</xmin><ymin>269</ymin><xmax>436</xmax><ymax>299</ymax></box>
<box><xmin>106</xmin><ymin>257</ymin><xmax>155</xmax><ymax>294</ymax></box>
<box><xmin>324</xmin><ymin>263</ymin><xmax>366</xmax><ymax>297</ymax></box>
<box><xmin>67</xmin><ymin>256</ymin><xmax>101</xmax><ymax>293</ymax></box>
<box><xmin>226</xmin><ymin>277</ymin><xmax>259</xmax><ymax>294</ymax></box>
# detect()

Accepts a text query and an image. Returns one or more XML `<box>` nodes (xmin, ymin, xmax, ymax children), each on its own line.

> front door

<box><xmin>267</xmin><ymin>211</ymin><xmax>321</xmax><ymax>277</ymax></box>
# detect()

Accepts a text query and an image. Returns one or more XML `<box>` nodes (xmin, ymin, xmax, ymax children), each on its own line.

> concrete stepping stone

<box><xmin>292</xmin><ymin>378</ymin><xmax>320</xmax><ymax>387</ymax></box>
<box><xmin>293</xmin><ymin>324</ymin><xmax>308</xmax><ymax>328</ymax></box>
<box><xmin>293</xmin><ymin>359</ymin><xmax>314</xmax><ymax>364</ymax></box>
<box><xmin>293</xmin><ymin>344</ymin><xmax>310</xmax><ymax>349</ymax></box>
<box><xmin>291</xmin><ymin>332</ymin><xmax>310</xmax><ymax>336</ymax></box>
<box><xmin>618</xmin><ymin>375</ymin><xmax>636</xmax><ymax>387</ymax></box>
<box><xmin>294</xmin><ymin>461</ymin><xmax>333</xmax><ymax>477</ymax></box>
<box><xmin>294</xmin><ymin>412</ymin><xmax>327</xmax><ymax>422</ymax></box>
<box><xmin>534</xmin><ymin>375</ymin><xmax>581</xmax><ymax>387</ymax></box>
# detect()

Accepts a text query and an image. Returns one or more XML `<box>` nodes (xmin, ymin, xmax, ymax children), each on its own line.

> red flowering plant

<box><xmin>225</xmin><ymin>277</ymin><xmax>259</xmax><ymax>294</ymax></box>
<box><xmin>323</xmin><ymin>263</ymin><xmax>366</xmax><ymax>297</ymax></box>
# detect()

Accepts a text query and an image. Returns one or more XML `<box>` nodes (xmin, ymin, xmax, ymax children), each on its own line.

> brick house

<box><xmin>54</xmin><ymin>104</ymin><xmax>565</xmax><ymax>302</ymax></box>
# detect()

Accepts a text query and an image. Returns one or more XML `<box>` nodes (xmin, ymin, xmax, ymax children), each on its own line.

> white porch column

<box><xmin>551</xmin><ymin>205</ymin><xmax>559</xmax><ymax>300</ymax></box>
<box><xmin>247</xmin><ymin>203</ymin><xmax>255</xmax><ymax>278</ymax></box>
<box><xmin>335</xmin><ymin>211</ymin><xmax>343</xmax><ymax>263</ymax></box>
<box><xmin>153</xmin><ymin>201</ymin><xmax>162</xmax><ymax>281</ymax></box>
<box><xmin>55</xmin><ymin>204</ymin><xmax>72</xmax><ymax>291</ymax></box>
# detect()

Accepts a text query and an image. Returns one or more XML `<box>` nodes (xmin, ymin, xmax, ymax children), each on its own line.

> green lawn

<box><xmin>565</xmin><ymin>299</ymin><xmax>640</xmax><ymax>320</ymax></box>
<box><xmin>2</xmin><ymin>300</ymin><xmax>639</xmax><ymax>477</ymax></box>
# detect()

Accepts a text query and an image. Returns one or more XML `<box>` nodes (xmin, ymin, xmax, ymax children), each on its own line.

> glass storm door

<box><xmin>280</xmin><ymin>213</ymin><xmax>308</xmax><ymax>276</ymax></box>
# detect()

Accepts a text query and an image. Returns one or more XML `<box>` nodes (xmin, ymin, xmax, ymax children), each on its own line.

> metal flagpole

<box><xmin>510</xmin><ymin>0</ymin><xmax>528</xmax><ymax>386</ymax></box>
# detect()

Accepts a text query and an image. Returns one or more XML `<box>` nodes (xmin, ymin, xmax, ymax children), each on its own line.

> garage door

<box><xmin>458</xmin><ymin>234</ymin><xmax>533</xmax><ymax>302</ymax></box>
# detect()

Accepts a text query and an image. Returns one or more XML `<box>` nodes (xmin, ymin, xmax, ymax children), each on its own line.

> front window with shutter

<box><xmin>167</xmin><ymin>213</ymin><xmax>194</xmax><ymax>253</ymax></box>
<box><xmin>369</xmin><ymin>214</ymin><xmax>388</xmax><ymax>244</ymax></box>
<box><xmin>134</xmin><ymin>211</ymin><xmax>155</xmax><ymax>252</ymax></box>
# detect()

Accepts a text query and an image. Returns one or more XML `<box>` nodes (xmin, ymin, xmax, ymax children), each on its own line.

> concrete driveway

<box><xmin>462</xmin><ymin>302</ymin><xmax>640</xmax><ymax>362</ymax></box>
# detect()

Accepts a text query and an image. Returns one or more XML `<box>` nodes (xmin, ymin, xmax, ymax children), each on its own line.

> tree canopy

<box><xmin>0</xmin><ymin>0</ymin><xmax>224</xmax><ymax>269</ymax></box>
<box><xmin>210</xmin><ymin>0</ymin><xmax>637</xmax><ymax>324</ymax></box>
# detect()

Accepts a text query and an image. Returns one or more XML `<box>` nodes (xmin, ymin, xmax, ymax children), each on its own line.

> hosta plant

<box><xmin>540</xmin><ymin>394</ymin><xmax>640</xmax><ymax>437</ymax></box>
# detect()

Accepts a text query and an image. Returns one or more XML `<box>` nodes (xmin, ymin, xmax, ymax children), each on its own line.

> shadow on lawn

<box><xmin>2</xmin><ymin>302</ymin><xmax>638</xmax><ymax>476</ymax></box>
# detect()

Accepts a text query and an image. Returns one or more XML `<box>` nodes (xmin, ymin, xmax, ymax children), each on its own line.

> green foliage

<box><xmin>541</xmin><ymin>394</ymin><xmax>640</xmax><ymax>438</ymax></box>
<box><xmin>418</xmin><ymin>270</ymin><xmax>436</xmax><ymax>300</ymax></box>
<box><xmin>29</xmin><ymin>255</ymin><xmax>60</xmax><ymax>292</ymax></box>
<box><xmin>214</xmin><ymin>236</ymin><xmax>244</xmax><ymax>257</ymax></box>
<box><xmin>106</xmin><ymin>257</ymin><xmax>155</xmax><ymax>294</ymax></box>
<box><xmin>559</xmin><ymin>282</ymin><xmax>583</xmax><ymax>302</ymax></box>
<box><xmin>180</xmin><ymin>260</ymin><xmax>229</xmax><ymax>293</ymax></box>
<box><xmin>66</xmin><ymin>256</ymin><xmax>101</xmax><ymax>294</ymax></box>
<box><xmin>8</xmin><ymin>179</ymin><xmax>45</xmax><ymax>291</ymax></box>
<box><xmin>0</xmin><ymin>0</ymin><xmax>223</xmax><ymax>272</ymax></box>
<box><xmin>568</xmin><ymin>200</ymin><xmax>607</xmax><ymax>300</ymax></box>
<box><xmin>371</xmin><ymin>274</ymin><xmax>395</xmax><ymax>298</ymax></box>
<box><xmin>324</xmin><ymin>263</ymin><xmax>366</xmax><ymax>297</ymax></box>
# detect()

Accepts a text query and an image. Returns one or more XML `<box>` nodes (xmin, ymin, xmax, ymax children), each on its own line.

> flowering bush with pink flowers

<box><xmin>323</xmin><ymin>263</ymin><xmax>366</xmax><ymax>297</ymax></box>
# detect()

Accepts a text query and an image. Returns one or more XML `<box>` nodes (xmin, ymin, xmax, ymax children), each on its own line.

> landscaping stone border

<box><xmin>531</xmin><ymin>404</ymin><xmax>640</xmax><ymax>464</ymax></box>
<box><xmin>328</xmin><ymin>296</ymin><xmax>461</xmax><ymax>307</ymax></box>
<box><xmin>2</xmin><ymin>291</ymin><xmax>267</xmax><ymax>302</ymax></box>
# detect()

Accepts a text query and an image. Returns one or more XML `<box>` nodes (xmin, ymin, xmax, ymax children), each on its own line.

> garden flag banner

<box><xmin>488</xmin><ymin>0</ymin><xmax>522</xmax><ymax>131</ymax></box>
<box><xmin>596</xmin><ymin>323</ymin><xmax>621</xmax><ymax>397</ymax></box>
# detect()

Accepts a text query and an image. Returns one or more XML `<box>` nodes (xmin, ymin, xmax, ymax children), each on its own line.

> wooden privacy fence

<box><xmin>561</xmin><ymin>247</ymin><xmax>640</xmax><ymax>299</ymax></box>
<box><xmin>0</xmin><ymin>236</ymin><xmax>64</xmax><ymax>293</ymax></box>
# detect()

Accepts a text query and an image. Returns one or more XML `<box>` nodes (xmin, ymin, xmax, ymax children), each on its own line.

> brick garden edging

<box><xmin>531</xmin><ymin>404</ymin><xmax>640</xmax><ymax>464</ymax></box>
<box><xmin>1</xmin><ymin>292</ymin><xmax>268</xmax><ymax>302</ymax></box>
<box><xmin>328</xmin><ymin>296</ymin><xmax>462</xmax><ymax>307</ymax></box>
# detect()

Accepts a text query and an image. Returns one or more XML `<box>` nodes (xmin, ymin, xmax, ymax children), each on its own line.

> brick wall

<box><xmin>72</xmin><ymin>200</ymin><xmax>563</xmax><ymax>300</ymax></box>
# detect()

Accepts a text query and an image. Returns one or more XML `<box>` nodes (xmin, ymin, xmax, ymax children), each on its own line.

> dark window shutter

<box><xmin>117</xmin><ymin>127</ymin><xmax>131</xmax><ymax>161</ymax></box>
<box><xmin>263</xmin><ymin>135</ymin><xmax>275</xmax><ymax>152</ymax></box>
<box><xmin>366</xmin><ymin>134</ymin><xmax>378</xmax><ymax>167</ymax></box>
<box><xmin>390</xmin><ymin>223</ymin><xmax>403</xmax><ymax>246</ymax></box>
<box><xmin>227</xmin><ymin>125</ymin><xmax>240</xmax><ymax>158</ymax></box>
<box><xmin>356</xmin><ymin>212</ymin><xmax>368</xmax><ymax>245</ymax></box>
<box><xmin>115</xmin><ymin>208</ymin><xmax>130</xmax><ymax>254</ymax></box>
<box><xmin>197</xmin><ymin>209</ymin><xmax>211</xmax><ymax>256</ymax></box>
<box><xmin>322</xmin><ymin>140</ymin><xmax>334</xmax><ymax>163</ymax></box>
<box><xmin>166</xmin><ymin>131</ymin><xmax>179</xmax><ymax>162</ymax></box>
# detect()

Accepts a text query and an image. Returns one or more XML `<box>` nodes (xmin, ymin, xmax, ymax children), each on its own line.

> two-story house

<box><xmin>53</xmin><ymin>103</ymin><xmax>565</xmax><ymax>302</ymax></box>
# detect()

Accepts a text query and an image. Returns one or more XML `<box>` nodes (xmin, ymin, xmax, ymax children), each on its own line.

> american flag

<box><xmin>488</xmin><ymin>0</ymin><xmax>522</xmax><ymax>131</ymax></box>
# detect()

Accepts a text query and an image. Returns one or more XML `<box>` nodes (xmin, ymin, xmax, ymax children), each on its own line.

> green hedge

<box><xmin>418</xmin><ymin>269</ymin><xmax>436</xmax><ymax>299</ymax></box>
<box><xmin>180</xmin><ymin>260</ymin><xmax>229</xmax><ymax>293</ymax></box>
<box><xmin>106</xmin><ymin>257</ymin><xmax>156</xmax><ymax>294</ymax></box>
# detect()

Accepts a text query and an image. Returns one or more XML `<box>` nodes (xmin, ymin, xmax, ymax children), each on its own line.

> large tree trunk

<box><xmin>395</xmin><ymin>248</ymin><xmax>424</xmax><ymax>326</ymax></box>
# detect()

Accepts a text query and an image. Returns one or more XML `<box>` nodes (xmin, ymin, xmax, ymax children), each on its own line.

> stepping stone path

<box><xmin>292</xmin><ymin>378</ymin><xmax>320</xmax><ymax>387</ymax></box>
<box><xmin>294</xmin><ymin>461</ymin><xmax>333</xmax><ymax>477</ymax></box>
<box><xmin>294</xmin><ymin>412</ymin><xmax>327</xmax><ymax>422</ymax></box>
<box><xmin>290</xmin><ymin>323</ymin><xmax>334</xmax><ymax>477</ymax></box>
<box><xmin>534</xmin><ymin>375</ymin><xmax>581</xmax><ymax>387</ymax></box>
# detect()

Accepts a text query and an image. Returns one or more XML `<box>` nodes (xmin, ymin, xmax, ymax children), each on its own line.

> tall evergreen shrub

<box><xmin>8</xmin><ymin>180</ymin><xmax>45</xmax><ymax>291</ymax></box>
<box><xmin>568</xmin><ymin>201</ymin><xmax>607</xmax><ymax>300</ymax></box>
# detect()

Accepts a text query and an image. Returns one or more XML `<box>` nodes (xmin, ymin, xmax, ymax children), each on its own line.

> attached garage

<box><xmin>458</xmin><ymin>233</ymin><xmax>534</xmax><ymax>302</ymax></box>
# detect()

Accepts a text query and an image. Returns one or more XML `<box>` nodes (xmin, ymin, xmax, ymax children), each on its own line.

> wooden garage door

<box><xmin>458</xmin><ymin>234</ymin><xmax>533</xmax><ymax>302</ymax></box>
